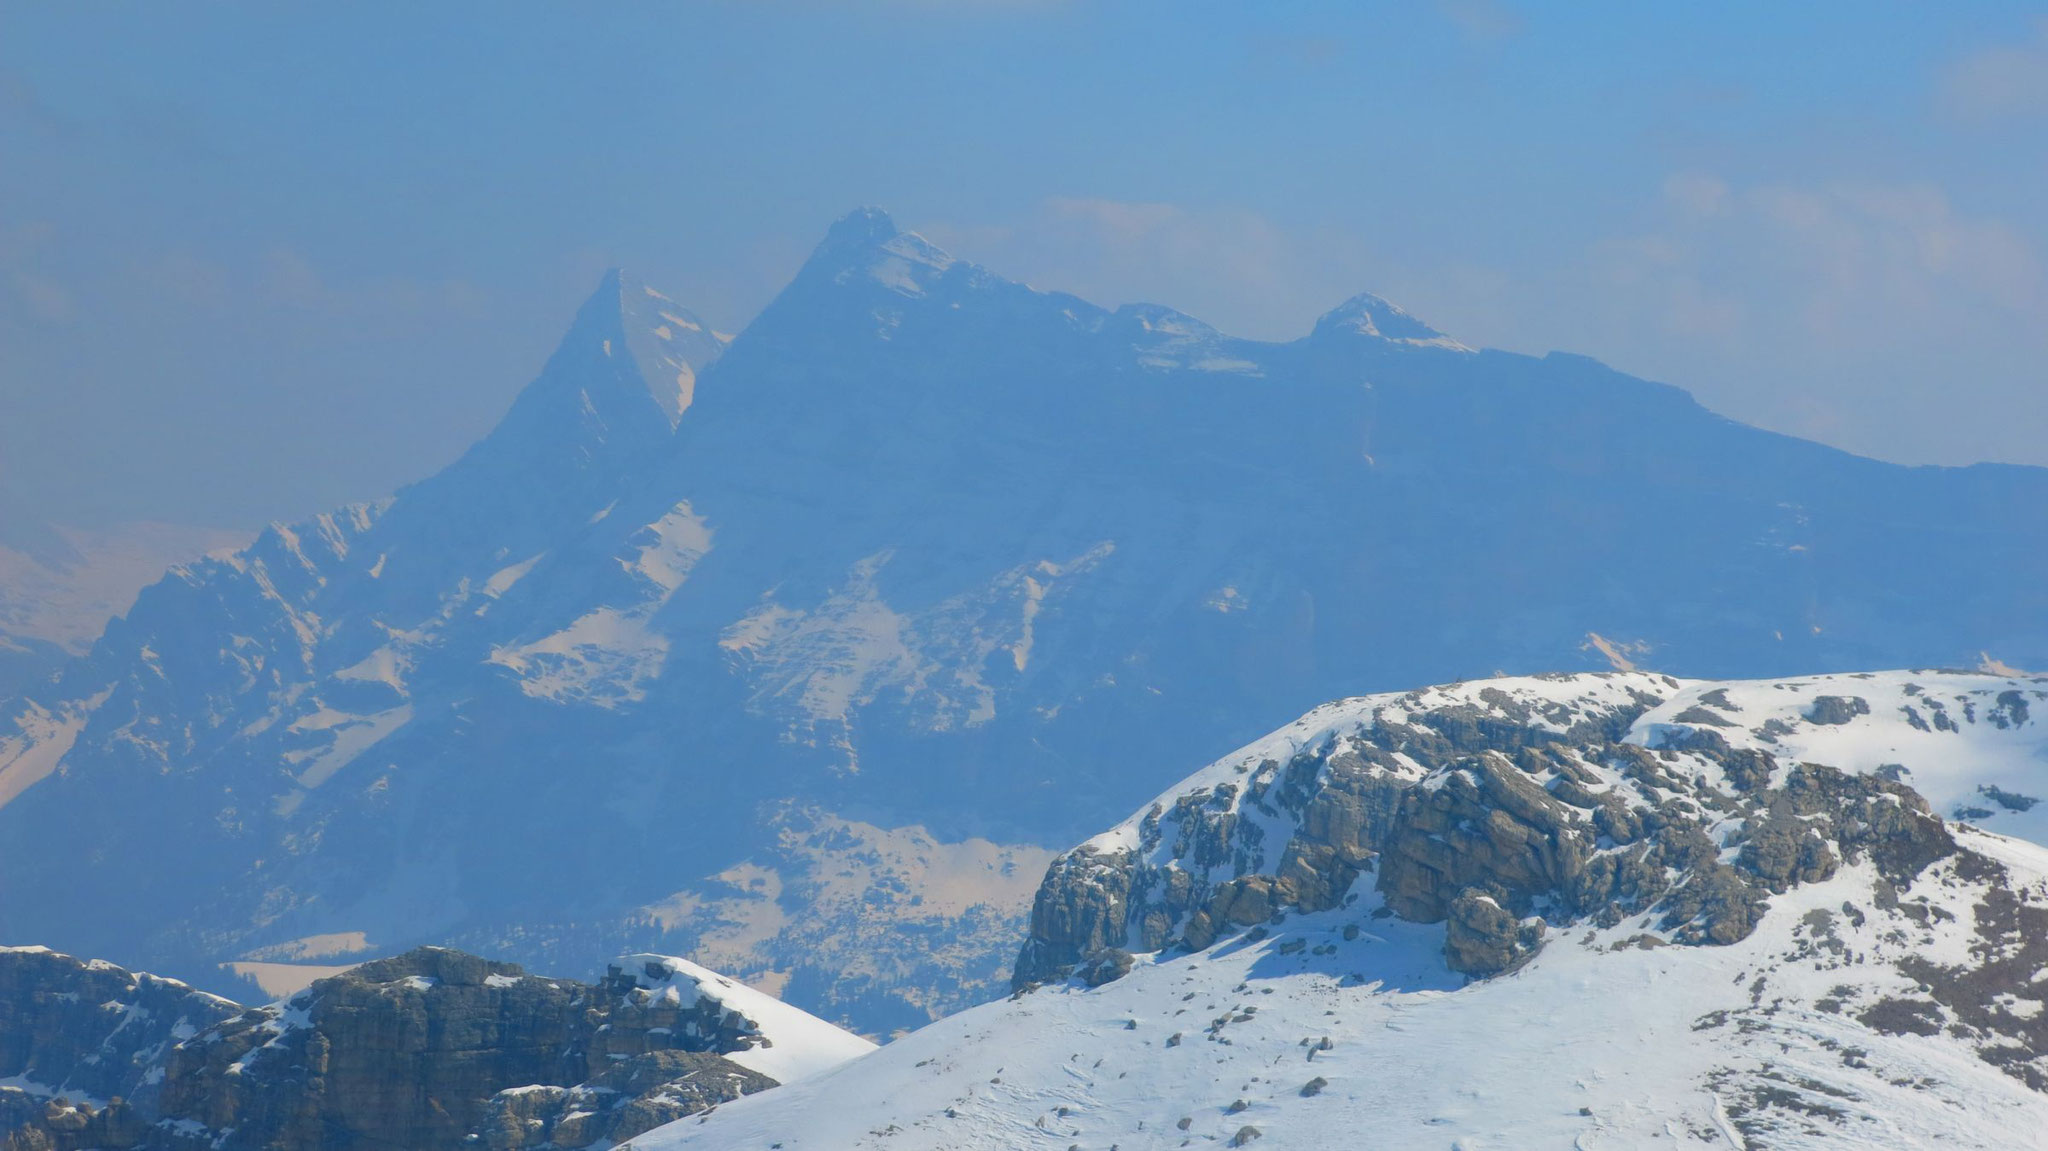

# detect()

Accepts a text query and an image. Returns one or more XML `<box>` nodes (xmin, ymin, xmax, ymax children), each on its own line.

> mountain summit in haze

<box><xmin>1</xmin><ymin>209</ymin><xmax>2044</xmax><ymax>1034</ymax></box>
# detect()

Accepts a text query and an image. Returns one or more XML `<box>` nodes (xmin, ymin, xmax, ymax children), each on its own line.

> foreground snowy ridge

<box><xmin>630</xmin><ymin>669</ymin><xmax>2048</xmax><ymax>1149</ymax></box>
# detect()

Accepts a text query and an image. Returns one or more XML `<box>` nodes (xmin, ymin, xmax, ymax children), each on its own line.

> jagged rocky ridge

<box><xmin>0</xmin><ymin>946</ymin><xmax>867</xmax><ymax>1151</ymax></box>
<box><xmin>629</xmin><ymin>670</ymin><xmax>2048</xmax><ymax>1150</ymax></box>
<box><xmin>3</xmin><ymin>209</ymin><xmax>2046</xmax><ymax>1034</ymax></box>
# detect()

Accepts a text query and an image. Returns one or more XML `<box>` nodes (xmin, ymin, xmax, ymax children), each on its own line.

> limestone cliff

<box><xmin>1014</xmin><ymin>671</ymin><xmax>2028</xmax><ymax>986</ymax></box>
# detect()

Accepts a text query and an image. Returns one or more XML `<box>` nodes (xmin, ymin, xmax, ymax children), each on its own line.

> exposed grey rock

<box><xmin>1444</xmin><ymin>889</ymin><xmax>1546</xmax><ymax>976</ymax></box>
<box><xmin>0</xmin><ymin>948</ymin><xmax>237</xmax><ymax>1112</ymax></box>
<box><xmin>1075</xmin><ymin>950</ymin><xmax>1135</xmax><ymax>988</ymax></box>
<box><xmin>0</xmin><ymin>948</ymin><xmax>779</xmax><ymax>1151</ymax></box>
<box><xmin>1808</xmin><ymin>695</ymin><xmax>1871</xmax><ymax>725</ymax></box>
<box><xmin>476</xmin><ymin>1051</ymin><xmax>773</xmax><ymax>1150</ymax></box>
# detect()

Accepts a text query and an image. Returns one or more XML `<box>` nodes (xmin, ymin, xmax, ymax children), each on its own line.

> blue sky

<box><xmin>3</xmin><ymin>2</ymin><xmax>2046</xmax><ymax>527</ymax></box>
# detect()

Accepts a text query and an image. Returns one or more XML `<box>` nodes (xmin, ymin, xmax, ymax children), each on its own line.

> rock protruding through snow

<box><xmin>1016</xmin><ymin>671</ymin><xmax>2033</xmax><ymax>987</ymax></box>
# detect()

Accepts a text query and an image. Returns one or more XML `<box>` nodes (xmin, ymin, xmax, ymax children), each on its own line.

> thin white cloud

<box><xmin>923</xmin><ymin>198</ymin><xmax>1382</xmax><ymax>341</ymax></box>
<box><xmin>1433</xmin><ymin>0</ymin><xmax>1525</xmax><ymax>41</ymax></box>
<box><xmin>1938</xmin><ymin>18</ymin><xmax>2048</xmax><ymax>120</ymax></box>
<box><xmin>1526</xmin><ymin>174</ymin><xmax>2048</xmax><ymax>463</ymax></box>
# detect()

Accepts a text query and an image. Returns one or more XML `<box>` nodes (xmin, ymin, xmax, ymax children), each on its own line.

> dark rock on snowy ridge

<box><xmin>1016</xmin><ymin>671</ymin><xmax>2018</xmax><ymax>985</ymax></box>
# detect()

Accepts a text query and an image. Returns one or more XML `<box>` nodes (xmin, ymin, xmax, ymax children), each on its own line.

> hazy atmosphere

<box><xmin>3</xmin><ymin>7</ymin><xmax>2047</xmax><ymax>1150</ymax></box>
<box><xmin>5</xmin><ymin>2</ymin><xmax>2046</xmax><ymax>530</ymax></box>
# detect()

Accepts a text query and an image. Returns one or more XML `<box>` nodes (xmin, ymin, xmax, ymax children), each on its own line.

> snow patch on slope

<box><xmin>489</xmin><ymin>502</ymin><xmax>712</xmax><ymax>707</ymax></box>
<box><xmin>274</xmin><ymin>703</ymin><xmax>413</xmax><ymax>815</ymax></box>
<box><xmin>617</xmin><ymin>953</ymin><xmax>876</xmax><ymax>1084</ymax></box>
<box><xmin>0</xmin><ymin>689</ymin><xmax>112</xmax><ymax>808</ymax></box>
<box><xmin>721</xmin><ymin>544</ymin><xmax>1115</xmax><ymax>749</ymax></box>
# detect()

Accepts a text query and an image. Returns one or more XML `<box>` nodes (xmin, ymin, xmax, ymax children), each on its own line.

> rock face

<box><xmin>1015</xmin><ymin>671</ymin><xmax>2026</xmax><ymax>986</ymax></box>
<box><xmin>5</xmin><ymin>209</ymin><xmax>2047</xmax><ymax>1035</ymax></box>
<box><xmin>476</xmin><ymin>1052</ymin><xmax>772</xmax><ymax>1151</ymax></box>
<box><xmin>0</xmin><ymin>948</ymin><xmax>238</xmax><ymax>1151</ymax></box>
<box><xmin>0</xmin><ymin>947</ymin><xmax>858</xmax><ymax>1151</ymax></box>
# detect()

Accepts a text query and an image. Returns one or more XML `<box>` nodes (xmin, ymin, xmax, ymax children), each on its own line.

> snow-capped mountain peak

<box><xmin>426</xmin><ymin>268</ymin><xmax>724</xmax><ymax>502</ymax></box>
<box><xmin>805</xmin><ymin>207</ymin><xmax>962</xmax><ymax>300</ymax></box>
<box><xmin>819</xmin><ymin>204</ymin><xmax>903</xmax><ymax>249</ymax></box>
<box><xmin>1311</xmin><ymin>289</ymin><xmax>1470</xmax><ymax>349</ymax></box>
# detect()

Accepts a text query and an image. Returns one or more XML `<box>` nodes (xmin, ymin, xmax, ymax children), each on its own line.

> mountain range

<box><xmin>1</xmin><ymin>208</ymin><xmax>2044</xmax><ymax>1036</ymax></box>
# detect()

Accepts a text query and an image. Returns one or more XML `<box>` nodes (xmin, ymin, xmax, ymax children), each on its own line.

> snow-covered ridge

<box><xmin>1085</xmin><ymin>670</ymin><xmax>1673</xmax><ymax>857</ymax></box>
<box><xmin>1091</xmin><ymin>669</ymin><xmax>2047</xmax><ymax>860</ymax></box>
<box><xmin>193</xmin><ymin>947</ymin><xmax>873</xmax><ymax>1089</ymax></box>
<box><xmin>0</xmin><ymin>944</ymin><xmax>871</xmax><ymax>1151</ymax></box>
<box><xmin>618</xmin><ymin>954</ymin><xmax>877</xmax><ymax>1084</ymax></box>
<box><xmin>1019</xmin><ymin>669</ymin><xmax>2047</xmax><ymax>990</ymax></box>
<box><xmin>1631</xmin><ymin>671</ymin><xmax>2048</xmax><ymax>839</ymax></box>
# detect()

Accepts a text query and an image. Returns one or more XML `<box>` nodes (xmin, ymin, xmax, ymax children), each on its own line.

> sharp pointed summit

<box><xmin>1312</xmin><ymin>290</ymin><xmax>1471</xmax><ymax>350</ymax></box>
<box><xmin>820</xmin><ymin>205</ymin><xmax>902</xmax><ymax>249</ymax></box>
<box><xmin>465</xmin><ymin>270</ymin><xmax>725</xmax><ymax>468</ymax></box>
<box><xmin>796</xmin><ymin>207</ymin><xmax>961</xmax><ymax>300</ymax></box>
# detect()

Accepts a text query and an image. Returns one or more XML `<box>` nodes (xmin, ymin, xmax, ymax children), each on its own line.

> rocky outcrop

<box><xmin>0</xmin><ymin>948</ymin><xmax>238</xmax><ymax>1106</ymax></box>
<box><xmin>158</xmin><ymin>948</ymin><xmax>781</xmax><ymax>1151</ymax></box>
<box><xmin>1443</xmin><ymin>889</ymin><xmax>1545</xmax><ymax>976</ymax></box>
<box><xmin>1015</xmin><ymin>674</ymin><xmax>1962</xmax><ymax>986</ymax></box>
<box><xmin>476</xmin><ymin>1052</ymin><xmax>773</xmax><ymax>1150</ymax></box>
<box><xmin>0</xmin><ymin>947</ymin><xmax>792</xmax><ymax>1151</ymax></box>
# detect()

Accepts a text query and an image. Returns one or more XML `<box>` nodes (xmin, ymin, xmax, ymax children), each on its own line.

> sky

<box><xmin>3</xmin><ymin>1</ymin><xmax>2046</xmax><ymax>530</ymax></box>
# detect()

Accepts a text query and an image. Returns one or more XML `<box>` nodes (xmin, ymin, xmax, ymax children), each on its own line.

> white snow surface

<box><xmin>618</xmin><ymin>953</ymin><xmax>876</xmax><ymax>1084</ymax></box>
